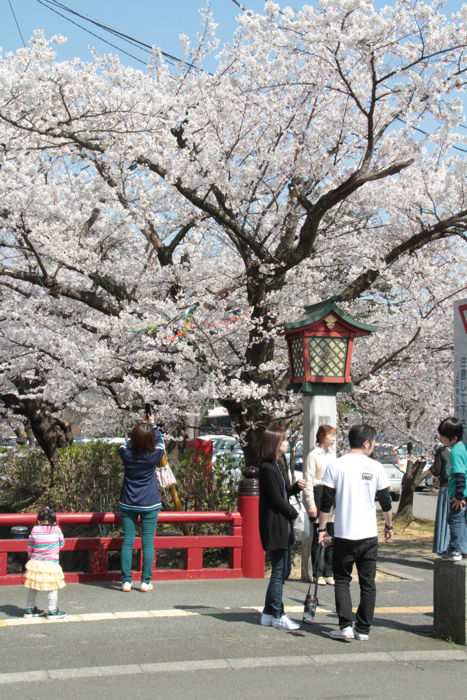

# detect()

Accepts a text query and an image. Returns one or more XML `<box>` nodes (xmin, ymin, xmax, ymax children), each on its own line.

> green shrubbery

<box><xmin>0</xmin><ymin>442</ymin><xmax>123</xmax><ymax>513</ymax></box>
<box><xmin>0</xmin><ymin>442</ymin><xmax>239</xmax><ymax>515</ymax></box>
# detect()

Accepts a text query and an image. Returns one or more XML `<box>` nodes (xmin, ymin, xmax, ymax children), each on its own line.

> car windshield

<box><xmin>372</xmin><ymin>445</ymin><xmax>399</xmax><ymax>464</ymax></box>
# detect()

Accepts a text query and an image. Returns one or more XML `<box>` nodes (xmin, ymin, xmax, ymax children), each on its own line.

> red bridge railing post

<box><xmin>237</xmin><ymin>467</ymin><xmax>265</xmax><ymax>578</ymax></box>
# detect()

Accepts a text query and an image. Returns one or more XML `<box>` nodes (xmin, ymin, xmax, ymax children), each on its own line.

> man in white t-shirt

<box><xmin>318</xmin><ymin>425</ymin><xmax>393</xmax><ymax>642</ymax></box>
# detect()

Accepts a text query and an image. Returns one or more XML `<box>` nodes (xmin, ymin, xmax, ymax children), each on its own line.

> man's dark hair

<box><xmin>438</xmin><ymin>416</ymin><xmax>463</xmax><ymax>443</ymax></box>
<box><xmin>348</xmin><ymin>424</ymin><xmax>377</xmax><ymax>449</ymax></box>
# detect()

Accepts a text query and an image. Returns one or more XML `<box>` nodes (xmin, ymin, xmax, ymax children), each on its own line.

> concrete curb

<box><xmin>1</xmin><ymin>649</ymin><xmax>466</xmax><ymax>684</ymax></box>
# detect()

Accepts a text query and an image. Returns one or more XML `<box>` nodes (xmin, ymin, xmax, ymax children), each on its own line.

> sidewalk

<box><xmin>1</xmin><ymin>539</ymin><xmax>465</xmax><ymax>686</ymax></box>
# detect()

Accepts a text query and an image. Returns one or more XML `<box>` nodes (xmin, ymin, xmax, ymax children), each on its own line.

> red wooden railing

<box><xmin>0</xmin><ymin>511</ymin><xmax>243</xmax><ymax>585</ymax></box>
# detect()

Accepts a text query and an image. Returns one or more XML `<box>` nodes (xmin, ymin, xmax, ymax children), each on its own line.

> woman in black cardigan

<box><xmin>259</xmin><ymin>428</ymin><xmax>305</xmax><ymax>631</ymax></box>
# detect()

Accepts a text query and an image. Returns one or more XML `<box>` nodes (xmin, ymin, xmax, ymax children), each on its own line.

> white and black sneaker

<box><xmin>443</xmin><ymin>552</ymin><xmax>462</xmax><ymax>562</ymax></box>
<box><xmin>354</xmin><ymin>629</ymin><xmax>369</xmax><ymax>641</ymax></box>
<box><xmin>327</xmin><ymin>626</ymin><xmax>354</xmax><ymax>642</ymax></box>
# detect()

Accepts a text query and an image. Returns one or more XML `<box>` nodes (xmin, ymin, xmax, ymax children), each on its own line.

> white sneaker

<box><xmin>121</xmin><ymin>582</ymin><xmax>132</xmax><ymax>592</ymax></box>
<box><xmin>271</xmin><ymin>614</ymin><xmax>300</xmax><ymax>631</ymax></box>
<box><xmin>317</xmin><ymin>577</ymin><xmax>327</xmax><ymax>586</ymax></box>
<box><xmin>327</xmin><ymin>626</ymin><xmax>354</xmax><ymax>642</ymax></box>
<box><xmin>354</xmin><ymin>630</ymin><xmax>369</xmax><ymax>641</ymax></box>
<box><xmin>140</xmin><ymin>582</ymin><xmax>153</xmax><ymax>592</ymax></box>
<box><xmin>443</xmin><ymin>552</ymin><xmax>462</xmax><ymax>561</ymax></box>
<box><xmin>260</xmin><ymin>613</ymin><xmax>273</xmax><ymax>626</ymax></box>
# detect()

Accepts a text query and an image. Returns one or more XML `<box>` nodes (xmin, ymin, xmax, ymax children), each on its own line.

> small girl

<box><xmin>24</xmin><ymin>506</ymin><xmax>66</xmax><ymax>618</ymax></box>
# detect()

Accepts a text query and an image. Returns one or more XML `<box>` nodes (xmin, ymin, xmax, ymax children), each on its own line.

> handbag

<box><xmin>292</xmin><ymin>494</ymin><xmax>310</xmax><ymax>543</ymax></box>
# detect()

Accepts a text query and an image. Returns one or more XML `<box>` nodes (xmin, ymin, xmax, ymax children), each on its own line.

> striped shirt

<box><xmin>27</xmin><ymin>525</ymin><xmax>64</xmax><ymax>563</ymax></box>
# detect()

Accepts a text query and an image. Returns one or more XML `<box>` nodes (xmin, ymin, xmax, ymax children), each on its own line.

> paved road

<box><xmin>1</xmin><ymin>541</ymin><xmax>466</xmax><ymax>700</ymax></box>
<box><xmin>411</xmin><ymin>491</ymin><xmax>437</xmax><ymax>520</ymax></box>
<box><xmin>3</xmin><ymin>659</ymin><xmax>467</xmax><ymax>700</ymax></box>
<box><xmin>388</xmin><ymin>491</ymin><xmax>437</xmax><ymax>520</ymax></box>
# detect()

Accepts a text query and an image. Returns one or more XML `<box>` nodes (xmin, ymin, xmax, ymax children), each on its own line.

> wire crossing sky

<box><xmin>1</xmin><ymin>0</ymin><xmax>465</xmax><ymax>153</ymax></box>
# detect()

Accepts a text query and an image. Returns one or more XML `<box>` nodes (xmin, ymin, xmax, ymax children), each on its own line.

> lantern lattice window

<box><xmin>290</xmin><ymin>336</ymin><xmax>305</xmax><ymax>377</ymax></box>
<box><xmin>308</xmin><ymin>336</ymin><xmax>347</xmax><ymax>378</ymax></box>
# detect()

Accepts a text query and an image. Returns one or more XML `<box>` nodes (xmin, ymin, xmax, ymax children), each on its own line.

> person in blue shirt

<box><xmin>119</xmin><ymin>418</ymin><xmax>164</xmax><ymax>591</ymax></box>
<box><xmin>438</xmin><ymin>417</ymin><xmax>467</xmax><ymax>561</ymax></box>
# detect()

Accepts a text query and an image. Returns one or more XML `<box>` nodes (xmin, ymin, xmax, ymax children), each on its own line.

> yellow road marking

<box><xmin>0</xmin><ymin>604</ymin><xmax>432</xmax><ymax>629</ymax></box>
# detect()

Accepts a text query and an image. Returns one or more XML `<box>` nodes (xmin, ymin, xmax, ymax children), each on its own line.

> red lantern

<box><xmin>284</xmin><ymin>301</ymin><xmax>376</xmax><ymax>395</ymax></box>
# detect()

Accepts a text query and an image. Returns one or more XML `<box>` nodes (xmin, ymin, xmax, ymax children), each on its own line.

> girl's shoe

<box><xmin>47</xmin><ymin>609</ymin><xmax>66</xmax><ymax>619</ymax></box>
<box><xmin>317</xmin><ymin>577</ymin><xmax>327</xmax><ymax>585</ymax></box>
<box><xmin>24</xmin><ymin>606</ymin><xmax>44</xmax><ymax>618</ymax></box>
<box><xmin>325</xmin><ymin>577</ymin><xmax>335</xmax><ymax>585</ymax></box>
<box><xmin>122</xmin><ymin>582</ymin><xmax>132</xmax><ymax>592</ymax></box>
<box><xmin>140</xmin><ymin>582</ymin><xmax>153</xmax><ymax>592</ymax></box>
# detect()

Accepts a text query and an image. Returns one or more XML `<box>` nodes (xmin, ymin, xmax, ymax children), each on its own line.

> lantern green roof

<box><xmin>284</xmin><ymin>300</ymin><xmax>377</xmax><ymax>332</ymax></box>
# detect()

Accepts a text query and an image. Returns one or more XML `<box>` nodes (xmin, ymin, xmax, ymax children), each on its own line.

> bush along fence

<box><xmin>0</xmin><ymin>511</ymin><xmax>247</xmax><ymax>584</ymax></box>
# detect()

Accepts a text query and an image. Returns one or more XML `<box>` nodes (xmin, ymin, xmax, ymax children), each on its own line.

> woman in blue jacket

<box><xmin>119</xmin><ymin>421</ymin><xmax>164</xmax><ymax>591</ymax></box>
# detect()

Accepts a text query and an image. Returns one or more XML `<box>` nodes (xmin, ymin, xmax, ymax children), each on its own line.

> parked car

<box><xmin>74</xmin><ymin>436</ymin><xmax>126</xmax><ymax>446</ymax></box>
<box><xmin>197</xmin><ymin>434</ymin><xmax>244</xmax><ymax>481</ymax></box>
<box><xmin>371</xmin><ymin>445</ymin><xmax>402</xmax><ymax>501</ymax></box>
<box><xmin>382</xmin><ymin>463</ymin><xmax>403</xmax><ymax>501</ymax></box>
<box><xmin>372</xmin><ymin>443</ymin><xmax>401</xmax><ymax>467</ymax></box>
<box><xmin>415</xmin><ymin>461</ymin><xmax>434</xmax><ymax>491</ymax></box>
<box><xmin>291</xmin><ymin>441</ymin><xmax>304</xmax><ymax>473</ymax></box>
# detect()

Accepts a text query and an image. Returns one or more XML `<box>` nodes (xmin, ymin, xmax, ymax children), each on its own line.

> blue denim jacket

<box><xmin>119</xmin><ymin>428</ymin><xmax>164</xmax><ymax>509</ymax></box>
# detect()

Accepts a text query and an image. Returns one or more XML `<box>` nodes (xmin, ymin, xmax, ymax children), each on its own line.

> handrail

<box><xmin>0</xmin><ymin>511</ymin><xmax>243</xmax><ymax>585</ymax></box>
<box><xmin>0</xmin><ymin>511</ymin><xmax>240</xmax><ymax>526</ymax></box>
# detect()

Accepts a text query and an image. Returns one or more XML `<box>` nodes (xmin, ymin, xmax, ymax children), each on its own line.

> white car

<box><xmin>198</xmin><ymin>434</ymin><xmax>241</xmax><ymax>452</ymax></box>
<box><xmin>198</xmin><ymin>434</ymin><xmax>244</xmax><ymax>482</ymax></box>
<box><xmin>382</xmin><ymin>463</ymin><xmax>403</xmax><ymax>501</ymax></box>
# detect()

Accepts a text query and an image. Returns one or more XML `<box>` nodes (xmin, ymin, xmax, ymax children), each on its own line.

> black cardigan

<box><xmin>259</xmin><ymin>460</ymin><xmax>300</xmax><ymax>551</ymax></box>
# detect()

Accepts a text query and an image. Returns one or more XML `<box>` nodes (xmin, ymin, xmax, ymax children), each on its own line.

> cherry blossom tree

<box><xmin>0</xmin><ymin>0</ymin><xmax>466</xmax><ymax>468</ymax></box>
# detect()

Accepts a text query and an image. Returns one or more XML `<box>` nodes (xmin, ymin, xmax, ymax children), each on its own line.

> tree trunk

<box><xmin>1</xmin><ymin>388</ymin><xmax>74</xmax><ymax>488</ymax></box>
<box><xmin>396</xmin><ymin>458</ymin><xmax>426</xmax><ymax>522</ymax></box>
<box><xmin>27</xmin><ymin>410</ymin><xmax>73</xmax><ymax>487</ymax></box>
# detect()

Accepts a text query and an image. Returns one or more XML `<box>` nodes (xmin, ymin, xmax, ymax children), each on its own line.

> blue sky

<box><xmin>0</xmin><ymin>1</ymin><xmax>464</xmax><ymax>70</ymax></box>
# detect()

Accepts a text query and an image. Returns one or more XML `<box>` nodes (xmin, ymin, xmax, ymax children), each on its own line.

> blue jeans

<box><xmin>448</xmin><ymin>504</ymin><xmax>467</xmax><ymax>554</ymax></box>
<box><xmin>120</xmin><ymin>507</ymin><xmax>160</xmax><ymax>583</ymax></box>
<box><xmin>263</xmin><ymin>549</ymin><xmax>289</xmax><ymax>619</ymax></box>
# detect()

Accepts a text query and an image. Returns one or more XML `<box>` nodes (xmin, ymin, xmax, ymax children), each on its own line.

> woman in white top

<box><xmin>303</xmin><ymin>425</ymin><xmax>336</xmax><ymax>585</ymax></box>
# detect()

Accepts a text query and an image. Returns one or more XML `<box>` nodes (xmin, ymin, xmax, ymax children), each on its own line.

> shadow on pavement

<box><xmin>0</xmin><ymin>604</ymin><xmax>24</xmax><ymax>618</ymax></box>
<box><xmin>378</xmin><ymin>555</ymin><xmax>433</xmax><ymax>571</ymax></box>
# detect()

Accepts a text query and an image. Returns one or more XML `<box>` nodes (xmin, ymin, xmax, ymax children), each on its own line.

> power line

<box><xmin>8</xmin><ymin>0</ymin><xmax>26</xmax><ymax>47</ymax></box>
<box><xmin>35</xmin><ymin>0</ymin><xmax>149</xmax><ymax>66</ymax></box>
<box><xmin>35</xmin><ymin>0</ymin><xmax>467</xmax><ymax>156</ymax></box>
<box><xmin>36</xmin><ymin>0</ymin><xmax>199</xmax><ymax>70</ymax></box>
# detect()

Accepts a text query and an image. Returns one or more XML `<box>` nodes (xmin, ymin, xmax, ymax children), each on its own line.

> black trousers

<box><xmin>333</xmin><ymin>536</ymin><xmax>378</xmax><ymax>634</ymax></box>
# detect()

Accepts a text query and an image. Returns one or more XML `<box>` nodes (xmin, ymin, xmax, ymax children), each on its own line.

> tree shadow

<box><xmin>377</xmin><ymin>555</ymin><xmax>433</xmax><ymax>571</ymax></box>
<box><xmin>173</xmin><ymin>603</ymin><xmax>262</xmax><ymax>627</ymax></box>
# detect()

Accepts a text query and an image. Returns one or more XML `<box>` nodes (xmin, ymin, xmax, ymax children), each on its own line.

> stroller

<box><xmin>303</xmin><ymin>543</ymin><xmax>326</xmax><ymax>624</ymax></box>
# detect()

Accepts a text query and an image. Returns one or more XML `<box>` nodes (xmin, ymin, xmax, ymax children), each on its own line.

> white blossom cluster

<box><xmin>0</xmin><ymin>1</ymin><xmax>465</xmax><ymax>452</ymax></box>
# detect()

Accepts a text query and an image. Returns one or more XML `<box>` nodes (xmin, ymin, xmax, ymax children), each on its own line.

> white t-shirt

<box><xmin>321</xmin><ymin>452</ymin><xmax>390</xmax><ymax>540</ymax></box>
